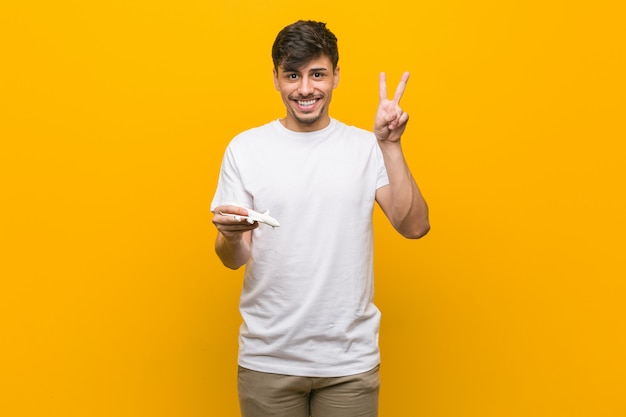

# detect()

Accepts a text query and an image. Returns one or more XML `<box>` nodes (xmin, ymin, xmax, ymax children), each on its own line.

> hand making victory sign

<box><xmin>372</xmin><ymin>70</ymin><xmax>430</xmax><ymax>239</ymax></box>
<box><xmin>374</xmin><ymin>71</ymin><xmax>410</xmax><ymax>143</ymax></box>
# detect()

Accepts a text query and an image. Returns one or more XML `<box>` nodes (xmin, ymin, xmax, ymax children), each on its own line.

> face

<box><xmin>273</xmin><ymin>55</ymin><xmax>340</xmax><ymax>132</ymax></box>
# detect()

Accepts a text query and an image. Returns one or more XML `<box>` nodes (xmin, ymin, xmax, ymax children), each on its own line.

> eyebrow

<box><xmin>281</xmin><ymin>66</ymin><xmax>329</xmax><ymax>73</ymax></box>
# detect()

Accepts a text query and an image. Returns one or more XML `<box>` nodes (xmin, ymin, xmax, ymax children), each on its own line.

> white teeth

<box><xmin>298</xmin><ymin>99</ymin><xmax>316</xmax><ymax>107</ymax></box>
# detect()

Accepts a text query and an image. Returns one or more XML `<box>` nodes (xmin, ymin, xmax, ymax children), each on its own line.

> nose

<box><xmin>297</xmin><ymin>75</ymin><xmax>314</xmax><ymax>96</ymax></box>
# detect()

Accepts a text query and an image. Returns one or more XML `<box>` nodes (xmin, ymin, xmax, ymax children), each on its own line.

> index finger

<box><xmin>214</xmin><ymin>205</ymin><xmax>248</xmax><ymax>216</ymax></box>
<box><xmin>393</xmin><ymin>71</ymin><xmax>410</xmax><ymax>104</ymax></box>
<box><xmin>379</xmin><ymin>72</ymin><xmax>388</xmax><ymax>102</ymax></box>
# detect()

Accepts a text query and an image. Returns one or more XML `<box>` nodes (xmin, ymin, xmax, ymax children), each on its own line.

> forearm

<box><xmin>379</xmin><ymin>141</ymin><xmax>430</xmax><ymax>239</ymax></box>
<box><xmin>215</xmin><ymin>232</ymin><xmax>251</xmax><ymax>270</ymax></box>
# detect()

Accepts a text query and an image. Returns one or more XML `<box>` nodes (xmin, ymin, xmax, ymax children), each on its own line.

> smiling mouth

<box><xmin>298</xmin><ymin>99</ymin><xmax>316</xmax><ymax>107</ymax></box>
<box><xmin>291</xmin><ymin>96</ymin><xmax>321</xmax><ymax>111</ymax></box>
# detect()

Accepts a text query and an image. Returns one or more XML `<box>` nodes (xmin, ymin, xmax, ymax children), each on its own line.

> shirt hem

<box><xmin>237</xmin><ymin>358</ymin><xmax>381</xmax><ymax>378</ymax></box>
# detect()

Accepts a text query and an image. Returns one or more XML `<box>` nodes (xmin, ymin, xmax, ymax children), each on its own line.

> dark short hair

<box><xmin>271</xmin><ymin>20</ymin><xmax>339</xmax><ymax>71</ymax></box>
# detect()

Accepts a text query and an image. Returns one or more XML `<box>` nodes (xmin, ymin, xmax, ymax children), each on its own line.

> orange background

<box><xmin>1</xmin><ymin>1</ymin><xmax>625</xmax><ymax>416</ymax></box>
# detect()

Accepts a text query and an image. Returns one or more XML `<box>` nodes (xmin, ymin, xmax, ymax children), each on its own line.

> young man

<box><xmin>211</xmin><ymin>20</ymin><xmax>429</xmax><ymax>417</ymax></box>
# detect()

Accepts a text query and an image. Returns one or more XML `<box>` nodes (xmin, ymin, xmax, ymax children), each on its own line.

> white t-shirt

<box><xmin>211</xmin><ymin>118</ymin><xmax>389</xmax><ymax>377</ymax></box>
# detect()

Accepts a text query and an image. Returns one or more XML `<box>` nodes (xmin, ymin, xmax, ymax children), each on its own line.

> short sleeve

<box><xmin>374</xmin><ymin>141</ymin><xmax>390</xmax><ymax>190</ymax></box>
<box><xmin>210</xmin><ymin>144</ymin><xmax>253</xmax><ymax>211</ymax></box>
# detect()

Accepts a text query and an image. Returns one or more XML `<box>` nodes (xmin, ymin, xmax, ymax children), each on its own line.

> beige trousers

<box><xmin>237</xmin><ymin>365</ymin><xmax>380</xmax><ymax>417</ymax></box>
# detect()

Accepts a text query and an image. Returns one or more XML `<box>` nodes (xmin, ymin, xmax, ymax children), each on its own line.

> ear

<box><xmin>333</xmin><ymin>66</ymin><xmax>340</xmax><ymax>89</ymax></box>
<box><xmin>273</xmin><ymin>67</ymin><xmax>280</xmax><ymax>91</ymax></box>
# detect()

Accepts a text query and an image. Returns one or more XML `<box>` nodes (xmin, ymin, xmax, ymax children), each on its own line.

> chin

<box><xmin>295</xmin><ymin>115</ymin><xmax>321</xmax><ymax>125</ymax></box>
<box><xmin>293</xmin><ymin>108</ymin><xmax>325</xmax><ymax>125</ymax></box>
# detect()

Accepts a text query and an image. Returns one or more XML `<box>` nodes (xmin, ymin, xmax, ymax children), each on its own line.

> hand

<box><xmin>374</xmin><ymin>71</ymin><xmax>410</xmax><ymax>143</ymax></box>
<box><xmin>212</xmin><ymin>204</ymin><xmax>258</xmax><ymax>241</ymax></box>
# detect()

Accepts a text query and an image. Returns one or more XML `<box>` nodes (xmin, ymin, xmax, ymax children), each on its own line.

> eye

<box><xmin>313</xmin><ymin>72</ymin><xmax>323</xmax><ymax>78</ymax></box>
<box><xmin>287</xmin><ymin>73</ymin><xmax>298</xmax><ymax>79</ymax></box>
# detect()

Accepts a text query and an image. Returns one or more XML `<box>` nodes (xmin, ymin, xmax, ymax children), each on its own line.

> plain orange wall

<box><xmin>1</xmin><ymin>1</ymin><xmax>625</xmax><ymax>416</ymax></box>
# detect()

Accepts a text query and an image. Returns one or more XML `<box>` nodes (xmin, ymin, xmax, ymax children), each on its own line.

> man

<box><xmin>211</xmin><ymin>20</ymin><xmax>429</xmax><ymax>417</ymax></box>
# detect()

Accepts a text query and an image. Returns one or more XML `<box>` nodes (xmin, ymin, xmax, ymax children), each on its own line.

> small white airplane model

<box><xmin>219</xmin><ymin>205</ymin><xmax>280</xmax><ymax>228</ymax></box>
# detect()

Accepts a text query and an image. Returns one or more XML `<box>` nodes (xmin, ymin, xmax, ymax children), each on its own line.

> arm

<box><xmin>374</xmin><ymin>72</ymin><xmax>430</xmax><ymax>239</ymax></box>
<box><xmin>212</xmin><ymin>205</ymin><xmax>258</xmax><ymax>269</ymax></box>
